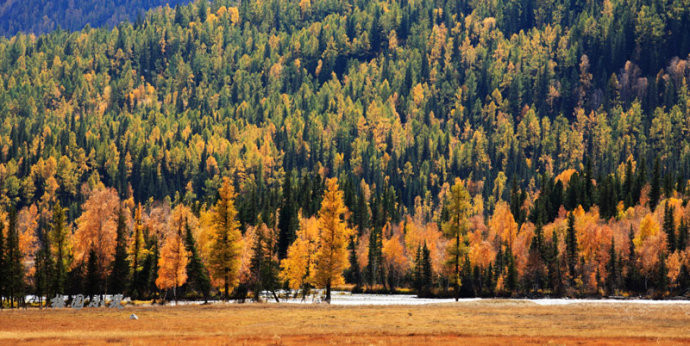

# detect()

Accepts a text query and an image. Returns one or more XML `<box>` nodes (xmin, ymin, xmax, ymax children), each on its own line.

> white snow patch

<box><xmin>266</xmin><ymin>292</ymin><xmax>477</xmax><ymax>305</ymax></box>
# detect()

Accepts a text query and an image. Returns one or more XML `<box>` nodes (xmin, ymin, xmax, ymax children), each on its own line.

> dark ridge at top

<box><xmin>0</xmin><ymin>0</ymin><xmax>192</xmax><ymax>37</ymax></box>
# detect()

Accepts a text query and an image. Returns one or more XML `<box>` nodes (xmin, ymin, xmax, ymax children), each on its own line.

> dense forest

<box><xmin>0</xmin><ymin>0</ymin><xmax>690</xmax><ymax>306</ymax></box>
<box><xmin>0</xmin><ymin>0</ymin><xmax>191</xmax><ymax>37</ymax></box>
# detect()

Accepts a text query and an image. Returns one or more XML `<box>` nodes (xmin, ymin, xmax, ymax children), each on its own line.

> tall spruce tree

<box><xmin>663</xmin><ymin>205</ymin><xmax>676</xmax><ymax>253</ymax></box>
<box><xmin>50</xmin><ymin>202</ymin><xmax>68</xmax><ymax>296</ymax></box>
<box><xmin>649</xmin><ymin>158</ymin><xmax>661</xmax><ymax>211</ymax></box>
<box><xmin>626</xmin><ymin>226</ymin><xmax>641</xmax><ymax>293</ymax></box>
<box><xmin>678</xmin><ymin>220</ymin><xmax>688</xmax><ymax>251</ymax></box>
<box><xmin>0</xmin><ymin>220</ymin><xmax>6</xmax><ymax>307</ymax></box>
<box><xmin>421</xmin><ymin>243</ymin><xmax>432</xmax><ymax>295</ymax></box>
<box><xmin>278</xmin><ymin>172</ymin><xmax>298</xmax><ymax>259</ymax></box>
<box><xmin>346</xmin><ymin>236</ymin><xmax>362</xmax><ymax>290</ymax></box>
<box><xmin>565</xmin><ymin>212</ymin><xmax>578</xmax><ymax>279</ymax></box>
<box><xmin>184</xmin><ymin>221</ymin><xmax>211</xmax><ymax>302</ymax></box>
<box><xmin>606</xmin><ymin>237</ymin><xmax>617</xmax><ymax>295</ymax></box>
<box><xmin>7</xmin><ymin>209</ymin><xmax>25</xmax><ymax>308</ymax></box>
<box><xmin>366</xmin><ymin>227</ymin><xmax>382</xmax><ymax>288</ymax></box>
<box><xmin>85</xmin><ymin>247</ymin><xmax>100</xmax><ymax>299</ymax></box>
<box><xmin>547</xmin><ymin>230</ymin><xmax>562</xmax><ymax>294</ymax></box>
<box><xmin>34</xmin><ymin>224</ymin><xmax>54</xmax><ymax>308</ymax></box>
<box><xmin>109</xmin><ymin>207</ymin><xmax>130</xmax><ymax>294</ymax></box>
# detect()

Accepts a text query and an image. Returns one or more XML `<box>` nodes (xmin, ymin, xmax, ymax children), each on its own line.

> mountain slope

<box><xmin>0</xmin><ymin>0</ymin><xmax>191</xmax><ymax>36</ymax></box>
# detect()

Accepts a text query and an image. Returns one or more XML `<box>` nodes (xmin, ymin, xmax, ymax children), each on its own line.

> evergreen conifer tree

<box><xmin>606</xmin><ymin>237</ymin><xmax>617</xmax><ymax>295</ymax></box>
<box><xmin>649</xmin><ymin>158</ymin><xmax>661</xmax><ymax>211</ymax></box>
<box><xmin>663</xmin><ymin>205</ymin><xmax>676</xmax><ymax>252</ymax></box>
<box><xmin>7</xmin><ymin>209</ymin><xmax>25</xmax><ymax>308</ymax></box>
<box><xmin>184</xmin><ymin>222</ymin><xmax>211</xmax><ymax>302</ymax></box>
<box><xmin>34</xmin><ymin>225</ymin><xmax>54</xmax><ymax>308</ymax></box>
<box><xmin>50</xmin><ymin>202</ymin><xmax>68</xmax><ymax>296</ymax></box>
<box><xmin>678</xmin><ymin>220</ymin><xmax>688</xmax><ymax>251</ymax></box>
<box><xmin>566</xmin><ymin>212</ymin><xmax>578</xmax><ymax>279</ymax></box>
<box><xmin>85</xmin><ymin>247</ymin><xmax>100</xmax><ymax>299</ymax></box>
<box><xmin>109</xmin><ymin>208</ymin><xmax>130</xmax><ymax>294</ymax></box>
<box><xmin>0</xmin><ymin>220</ymin><xmax>6</xmax><ymax>307</ymax></box>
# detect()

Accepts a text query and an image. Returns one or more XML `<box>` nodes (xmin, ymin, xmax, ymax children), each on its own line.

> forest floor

<box><xmin>0</xmin><ymin>299</ymin><xmax>689</xmax><ymax>345</ymax></box>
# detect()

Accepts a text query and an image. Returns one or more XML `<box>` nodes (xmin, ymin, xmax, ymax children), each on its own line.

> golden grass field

<box><xmin>0</xmin><ymin>300</ymin><xmax>689</xmax><ymax>345</ymax></box>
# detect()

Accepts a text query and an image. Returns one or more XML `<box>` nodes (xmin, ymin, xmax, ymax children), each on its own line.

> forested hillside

<box><xmin>0</xmin><ymin>0</ymin><xmax>689</xmax><ymax>305</ymax></box>
<box><xmin>0</xmin><ymin>0</ymin><xmax>191</xmax><ymax>36</ymax></box>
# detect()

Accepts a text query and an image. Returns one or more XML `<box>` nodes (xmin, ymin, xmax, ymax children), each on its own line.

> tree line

<box><xmin>0</xmin><ymin>0</ymin><xmax>689</xmax><ymax>304</ymax></box>
<box><xmin>0</xmin><ymin>166</ymin><xmax>688</xmax><ymax>307</ymax></box>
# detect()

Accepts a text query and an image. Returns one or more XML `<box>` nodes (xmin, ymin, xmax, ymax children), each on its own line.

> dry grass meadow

<box><xmin>0</xmin><ymin>300</ymin><xmax>689</xmax><ymax>345</ymax></box>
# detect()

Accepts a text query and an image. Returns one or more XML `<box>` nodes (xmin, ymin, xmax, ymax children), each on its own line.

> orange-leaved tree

<box><xmin>72</xmin><ymin>187</ymin><xmax>120</xmax><ymax>284</ymax></box>
<box><xmin>313</xmin><ymin>178</ymin><xmax>354</xmax><ymax>303</ymax></box>
<box><xmin>156</xmin><ymin>204</ymin><xmax>192</xmax><ymax>302</ymax></box>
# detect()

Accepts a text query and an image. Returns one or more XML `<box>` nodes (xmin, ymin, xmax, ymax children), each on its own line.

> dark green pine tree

<box><xmin>678</xmin><ymin>220</ymin><xmax>688</xmax><ymax>251</ymax></box>
<box><xmin>422</xmin><ymin>243</ymin><xmax>433</xmax><ymax>294</ymax></box>
<box><xmin>50</xmin><ymin>202</ymin><xmax>68</xmax><ymax>296</ymax></box>
<box><xmin>346</xmin><ymin>236</ymin><xmax>362</xmax><ymax>291</ymax></box>
<box><xmin>547</xmin><ymin>230</ymin><xmax>562</xmax><ymax>295</ymax></box>
<box><xmin>605</xmin><ymin>237</ymin><xmax>617</xmax><ymax>295</ymax></box>
<box><xmin>460</xmin><ymin>255</ymin><xmax>474</xmax><ymax>297</ymax></box>
<box><xmin>632</xmin><ymin>158</ymin><xmax>646</xmax><ymax>204</ymax></box>
<box><xmin>366</xmin><ymin>227</ymin><xmax>382</xmax><ymax>288</ymax></box>
<box><xmin>249</xmin><ymin>225</ymin><xmax>281</xmax><ymax>302</ymax></box>
<box><xmin>0</xmin><ymin>219</ymin><xmax>6</xmax><ymax>307</ymax></box>
<box><xmin>623</xmin><ymin>159</ymin><xmax>634</xmax><ymax>208</ymax></box>
<box><xmin>7</xmin><ymin>209</ymin><xmax>25</xmax><ymax>308</ymax></box>
<box><xmin>583</xmin><ymin>161</ymin><xmax>594</xmax><ymax>210</ymax></box>
<box><xmin>147</xmin><ymin>240</ymin><xmax>160</xmax><ymax>301</ymax></box>
<box><xmin>678</xmin><ymin>264</ymin><xmax>690</xmax><ymax>293</ymax></box>
<box><xmin>184</xmin><ymin>222</ymin><xmax>211</xmax><ymax>302</ymax></box>
<box><xmin>34</xmin><ymin>225</ymin><xmax>54</xmax><ymax>308</ymax></box>
<box><xmin>414</xmin><ymin>243</ymin><xmax>433</xmax><ymax>297</ymax></box>
<box><xmin>656</xmin><ymin>252</ymin><xmax>668</xmax><ymax>293</ymax></box>
<box><xmin>565</xmin><ymin>212</ymin><xmax>578</xmax><ymax>279</ymax></box>
<box><xmin>505</xmin><ymin>246</ymin><xmax>518</xmax><ymax>294</ymax></box>
<box><xmin>85</xmin><ymin>247</ymin><xmax>101</xmax><ymax>299</ymax></box>
<box><xmin>626</xmin><ymin>226</ymin><xmax>641</xmax><ymax>293</ymax></box>
<box><xmin>277</xmin><ymin>172</ymin><xmax>298</xmax><ymax>259</ymax></box>
<box><xmin>663</xmin><ymin>204</ymin><xmax>676</xmax><ymax>253</ymax></box>
<box><xmin>649</xmin><ymin>158</ymin><xmax>661</xmax><ymax>211</ymax></box>
<box><xmin>413</xmin><ymin>245</ymin><xmax>423</xmax><ymax>294</ymax></box>
<box><xmin>109</xmin><ymin>208</ymin><xmax>130</xmax><ymax>295</ymax></box>
<box><xmin>527</xmin><ymin>223</ymin><xmax>546</xmax><ymax>292</ymax></box>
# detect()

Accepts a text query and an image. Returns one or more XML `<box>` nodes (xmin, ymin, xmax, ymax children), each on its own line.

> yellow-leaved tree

<box><xmin>280</xmin><ymin>215</ymin><xmax>319</xmax><ymax>297</ymax></box>
<box><xmin>442</xmin><ymin>178</ymin><xmax>472</xmax><ymax>301</ymax></box>
<box><xmin>208</xmin><ymin>177</ymin><xmax>242</xmax><ymax>300</ymax></box>
<box><xmin>313</xmin><ymin>178</ymin><xmax>354</xmax><ymax>303</ymax></box>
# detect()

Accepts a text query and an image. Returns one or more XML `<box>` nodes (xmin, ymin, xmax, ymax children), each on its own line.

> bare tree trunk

<box><xmin>224</xmin><ymin>272</ymin><xmax>229</xmax><ymax>301</ymax></box>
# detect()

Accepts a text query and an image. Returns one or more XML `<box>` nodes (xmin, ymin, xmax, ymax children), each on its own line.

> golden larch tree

<box><xmin>72</xmin><ymin>187</ymin><xmax>120</xmax><ymax>275</ymax></box>
<box><xmin>155</xmin><ymin>223</ymin><xmax>189</xmax><ymax>302</ymax></box>
<box><xmin>489</xmin><ymin>201</ymin><xmax>518</xmax><ymax>249</ymax></box>
<box><xmin>208</xmin><ymin>177</ymin><xmax>242</xmax><ymax>300</ymax></box>
<box><xmin>280</xmin><ymin>215</ymin><xmax>320</xmax><ymax>294</ymax></box>
<box><xmin>382</xmin><ymin>228</ymin><xmax>408</xmax><ymax>289</ymax></box>
<box><xmin>130</xmin><ymin>204</ymin><xmax>146</xmax><ymax>275</ymax></box>
<box><xmin>313</xmin><ymin>178</ymin><xmax>354</xmax><ymax>303</ymax></box>
<box><xmin>17</xmin><ymin>204</ymin><xmax>38</xmax><ymax>278</ymax></box>
<box><xmin>442</xmin><ymin>178</ymin><xmax>472</xmax><ymax>301</ymax></box>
